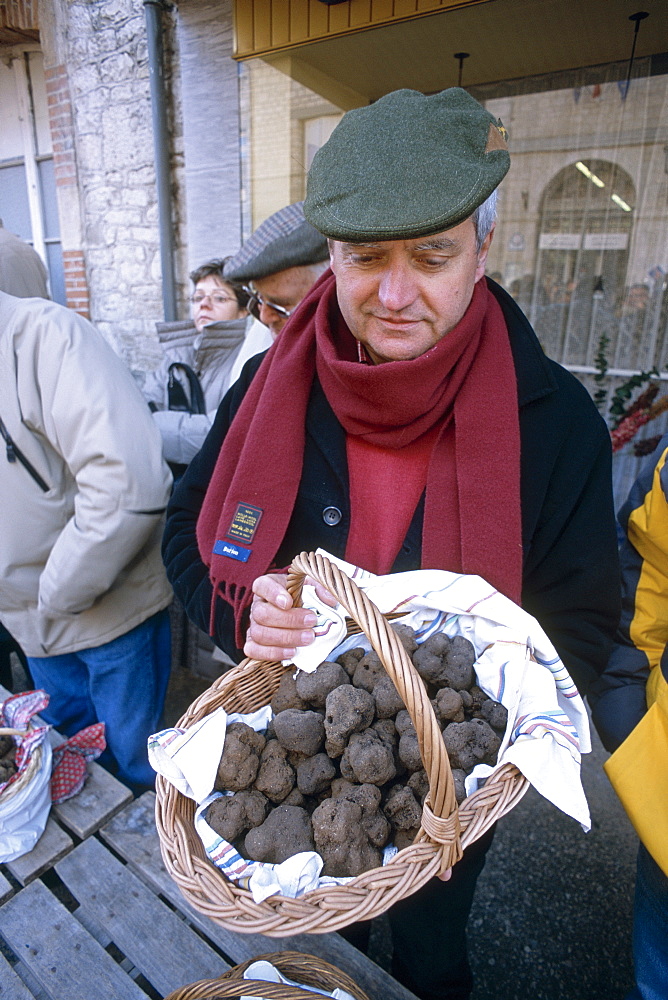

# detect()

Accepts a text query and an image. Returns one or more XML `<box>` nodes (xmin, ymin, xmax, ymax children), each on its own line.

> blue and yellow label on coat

<box><xmin>226</xmin><ymin>502</ymin><xmax>263</xmax><ymax>544</ymax></box>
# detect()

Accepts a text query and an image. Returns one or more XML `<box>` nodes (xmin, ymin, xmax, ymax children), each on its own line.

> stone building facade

<box><xmin>1</xmin><ymin>0</ymin><xmax>245</xmax><ymax>374</ymax></box>
<box><xmin>38</xmin><ymin>0</ymin><xmax>178</xmax><ymax>370</ymax></box>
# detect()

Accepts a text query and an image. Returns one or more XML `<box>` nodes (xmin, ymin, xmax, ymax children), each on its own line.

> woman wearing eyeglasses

<box><xmin>190</xmin><ymin>267</ymin><xmax>248</xmax><ymax>332</ymax></box>
<box><xmin>142</xmin><ymin>258</ymin><xmax>272</xmax><ymax>476</ymax></box>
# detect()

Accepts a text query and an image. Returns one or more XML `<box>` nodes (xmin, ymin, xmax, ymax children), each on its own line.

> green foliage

<box><xmin>608</xmin><ymin>369</ymin><xmax>659</xmax><ymax>428</ymax></box>
<box><xmin>593</xmin><ymin>330</ymin><xmax>610</xmax><ymax>410</ymax></box>
<box><xmin>591</xmin><ymin>328</ymin><xmax>660</xmax><ymax>430</ymax></box>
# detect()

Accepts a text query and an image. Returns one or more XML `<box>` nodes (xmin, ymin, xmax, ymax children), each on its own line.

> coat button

<box><xmin>322</xmin><ymin>506</ymin><xmax>342</xmax><ymax>526</ymax></box>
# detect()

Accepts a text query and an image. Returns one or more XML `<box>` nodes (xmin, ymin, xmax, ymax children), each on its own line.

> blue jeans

<box><xmin>626</xmin><ymin>844</ymin><xmax>668</xmax><ymax>1000</ymax></box>
<box><xmin>27</xmin><ymin>609</ymin><xmax>171</xmax><ymax>790</ymax></box>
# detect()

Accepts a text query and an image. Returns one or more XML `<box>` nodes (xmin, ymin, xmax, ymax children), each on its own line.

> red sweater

<box><xmin>345</xmin><ymin>426</ymin><xmax>439</xmax><ymax>575</ymax></box>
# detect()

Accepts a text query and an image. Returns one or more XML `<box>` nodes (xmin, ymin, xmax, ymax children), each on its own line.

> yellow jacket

<box><xmin>591</xmin><ymin>435</ymin><xmax>668</xmax><ymax>875</ymax></box>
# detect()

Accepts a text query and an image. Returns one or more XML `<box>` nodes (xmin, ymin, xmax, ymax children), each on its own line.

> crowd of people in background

<box><xmin>500</xmin><ymin>268</ymin><xmax>667</xmax><ymax>371</ymax></box>
<box><xmin>0</xmin><ymin>200</ymin><xmax>327</xmax><ymax>786</ymax></box>
<box><xmin>0</xmin><ymin>84</ymin><xmax>666</xmax><ymax>999</ymax></box>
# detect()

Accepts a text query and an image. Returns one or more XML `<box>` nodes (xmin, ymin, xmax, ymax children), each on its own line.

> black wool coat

<box><xmin>163</xmin><ymin>280</ymin><xmax>621</xmax><ymax>695</ymax></box>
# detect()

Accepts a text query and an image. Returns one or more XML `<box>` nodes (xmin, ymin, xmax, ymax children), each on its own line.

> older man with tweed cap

<box><xmin>164</xmin><ymin>88</ymin><xmax>620</xmax><ymax>1000</ymax></box>
<box><xmin>224</xmin><ymin>201</ymin><xmax>329</xmax><ymax>339</ymax></box>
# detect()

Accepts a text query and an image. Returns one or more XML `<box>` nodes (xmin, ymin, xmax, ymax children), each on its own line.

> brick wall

<box><xmin>45</xmin><ymin>63</ymin><xmax>90</xmax><ymax>317</ymax></box>
<box><xmin>62</xmin><ymin>249</ymin><xmax>90</xmax><ymax>316</ymax></box>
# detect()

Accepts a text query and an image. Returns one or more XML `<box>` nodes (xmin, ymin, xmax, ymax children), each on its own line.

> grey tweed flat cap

<box><xmin>304</xmin><ymin>87</ymin><xmax>510</xmax><ymax>242</ymax></box>
<box><xmin>224</xmin><ymin>202</ymin><xmax>329</xmax><ymax>282</ymax></box>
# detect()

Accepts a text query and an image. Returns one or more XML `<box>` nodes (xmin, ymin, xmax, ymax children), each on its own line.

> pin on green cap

<box><xmin>304</xmin><ymin>87</ymin><xmax>509</xmax><ymax>242</ymax></box>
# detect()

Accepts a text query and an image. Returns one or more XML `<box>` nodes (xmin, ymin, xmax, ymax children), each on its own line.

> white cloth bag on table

<box><xmin>0</xmin><ymin>738</ymin><xmax>52</xmax><ymax>862</ymax></box>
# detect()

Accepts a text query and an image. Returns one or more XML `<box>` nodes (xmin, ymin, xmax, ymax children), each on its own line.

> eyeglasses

<box><xmin>243</xmin><ymin>285</ymin><xmax>293</xmax><ymax>321</ymax></box>
<box><xmin>190</xmin><ymin>292</ymin><xmax>237</xmax><ymax>306</ymax></box>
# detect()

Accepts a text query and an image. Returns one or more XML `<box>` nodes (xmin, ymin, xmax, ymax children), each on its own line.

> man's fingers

<box><xmin>252</xmin><ymin>572</ymin><xmax>337</xmax><ymax>611</ymax></box>
<box><xmin>246</xmin><ymin>586</ymin><xmax>317</xmax><ymax>662</ymax></box>
<box><xmin>251</xmin><ymin>573</ymin><xmax>293</xmax><ymax>609</ymax></box>
<box><xmin>244</xmin><ymin>624</ymin><xmax>312</xmax><ymax>662</ymax></box>
<box><xmin>311</xmin><ymin>579</ymin><xmax>338</xmax><ymax>608</ymax></box>
<box><xmin>244</xmin><ymin>637</ymin><xmax>297</xmax><ymax>661</ymax></box>
<box><xmin>247</xmin><ymin>617</ymin><xmax>315</xmax><ymax>652</ymax></box>
<box><xmin>245</xmin><ymin>571</ymin><xmax>335</xmax><ymax>663</ymax></box>
<box><xmin>251</xmin><ymin>596</ymin><xmax>316</xmax><ymax>631</ymax></box>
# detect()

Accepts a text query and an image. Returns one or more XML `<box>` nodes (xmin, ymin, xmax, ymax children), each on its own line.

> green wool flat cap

<box><xmin>304</xmin><ymin>87</ymin><xmax>510</xmax><ymax>241</ymax></box>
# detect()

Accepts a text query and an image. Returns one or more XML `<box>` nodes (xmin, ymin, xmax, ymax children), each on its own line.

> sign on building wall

<box><xmin>583</xmin><ymin>233</ymin><xmax>629</xmax><ymax>251</ymax></box>
<box><xmin>538</xmin><ymin>233</ymin><xmax>582</xmax><ymax>250</ymax></box>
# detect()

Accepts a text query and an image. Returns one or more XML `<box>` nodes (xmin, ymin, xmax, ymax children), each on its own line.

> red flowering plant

<box><xmin>609</xmin><ymin>379</ymin><xmax>667</xmax><ymax>454</ymax></box>
<box><xmin>593</xmin><ymin>330</ymin><xmax>667</xmax><ymax>455</ymax></box>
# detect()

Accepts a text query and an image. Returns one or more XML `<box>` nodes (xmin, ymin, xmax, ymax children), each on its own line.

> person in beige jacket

<box><xmin>0</xmin><ymin>290</ymin><xmax>173</xmax><ymax>790</ymax></box>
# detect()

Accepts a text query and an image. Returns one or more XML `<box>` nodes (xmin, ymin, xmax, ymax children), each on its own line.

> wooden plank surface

<box><xmin>0</xmin><ymin>879</ymin><xmax>147</xmax><ymax>1000</ymax></box>
<box><xmin>4</xmin><ymin>817</ymin><xmax>73</xmax><ymax>887</ymax></box>
<box><xmin>0</xmin><ymin>867</ymin><xmax>14</xmax><ymax>904</ymax></box>
<box><xmin>101</xmin><ymin>794</ymin><xmax>419</xmax><ymax>1000</ymax></box>
<box><xmin>47</xmin><ymin>727</ymin><xmax>133</xmax><ymax>839</ymax></box>
<box><xmin>0</xmin><ymin>950</ymin><xmax>35</xmax><ymax>999</ymax></box>
<box><xmin>7</xmin><ymin>959</ymin><xmax>50</xmax><ymax>1000</ymax></box>
<box><xmin>56</xmin><ymin>836</ymin><xmax>229</xmax><ymax>997</ymax></box>
<box><xmin>49</xmin><ymin>761</ymin><xmax>132</xmax><ymax>839</ymax></box>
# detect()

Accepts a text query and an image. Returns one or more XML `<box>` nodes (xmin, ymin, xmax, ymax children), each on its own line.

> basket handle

<box><xmin>285</xmin><ymin>550</ymin><xmax>462</xmax><ymax>874</ymax></box>
<box><xmin>163</xmin><ymin>951</ymin><xmax>371</xmax><ymax>1000</ymax></box>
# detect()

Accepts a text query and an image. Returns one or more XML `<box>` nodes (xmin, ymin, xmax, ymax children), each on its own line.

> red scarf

<box><xmin>197</xmin><ymin>271</ymin><xmax>522</xmax><ymax>646</ymax></box>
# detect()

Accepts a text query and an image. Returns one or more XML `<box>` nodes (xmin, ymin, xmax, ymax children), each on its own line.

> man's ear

<box><xmin>474</xmin><ymin>223</ymin><xmax>495</xmax><ymax>283</ymax></box>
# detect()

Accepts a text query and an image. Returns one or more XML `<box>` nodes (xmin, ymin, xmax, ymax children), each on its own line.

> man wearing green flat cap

<box><xmin>164</xmin><ymin>88</ymin><xmax>620</xmax><ymax>1000</ymax></box>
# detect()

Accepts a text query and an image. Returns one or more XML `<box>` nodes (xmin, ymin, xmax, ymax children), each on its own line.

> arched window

<box><xmin>533</xmin><ymin>159</ymin><xmax>635</xmax><ymax>366</ymax></box>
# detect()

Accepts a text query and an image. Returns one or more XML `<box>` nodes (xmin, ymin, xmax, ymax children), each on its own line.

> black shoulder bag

<box><xmin>167</xmin><ymin>363</ymin><xmax>206</xmax><ymax>415</ymax></box>
<box><xmin>165</xmin><ymin>363</ymin><xmax>206</xmax><ymax>480</ymax></box>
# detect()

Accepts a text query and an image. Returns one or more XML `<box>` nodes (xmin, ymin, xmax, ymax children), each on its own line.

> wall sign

<box><xmin>539</xmin><ymin>233</ymin><xmax>581</xmax><ymax>250</ymax></box>
<box><xmin>583</xmin><ymin>233</ymin><xmax>628</xmax><ymax>250</ymax></box>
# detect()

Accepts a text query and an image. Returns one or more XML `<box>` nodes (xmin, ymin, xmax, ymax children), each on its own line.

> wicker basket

<box><xmin>163</xmin><ymin>950</ymin><xmax>370</xmax><ymax>999</ymax></box>
<box><xmin>156</xmin><ymin>550</ymin><xmax>530</xmax><ymax>936</ymax></box>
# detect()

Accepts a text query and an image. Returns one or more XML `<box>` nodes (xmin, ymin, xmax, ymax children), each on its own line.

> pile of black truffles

<box><xmin>206</xmin><ymin>624</ymin><xmax>507</xmax><ymax>878</ymax></box>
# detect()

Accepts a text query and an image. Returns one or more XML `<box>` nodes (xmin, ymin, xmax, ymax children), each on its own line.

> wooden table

<box><xmin>0</xmin><ymin>739</ymin><xmax>418</xmax><ymax>999</ymax></box>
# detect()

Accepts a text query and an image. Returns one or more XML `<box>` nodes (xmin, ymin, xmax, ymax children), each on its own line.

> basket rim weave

<box><xmin>163</xmin><ymin>950</ymin><xmax>371</xmax><ymax>1000</ymax></box>
<box><xmin>155</xmin><ymin>550</ymin><xmax>529</xmax><ymax>936</ymax></box>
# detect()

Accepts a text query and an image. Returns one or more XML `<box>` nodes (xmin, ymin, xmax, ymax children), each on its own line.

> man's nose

<box><xmin>259</xmin><ymin>302</ymin><xmax>286</xmax><ymax>335</ymax></box>
<box><xmin>377</xmin><ymin>262</ymin><xmax>418</xmax><ymax>312</ymax></box>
